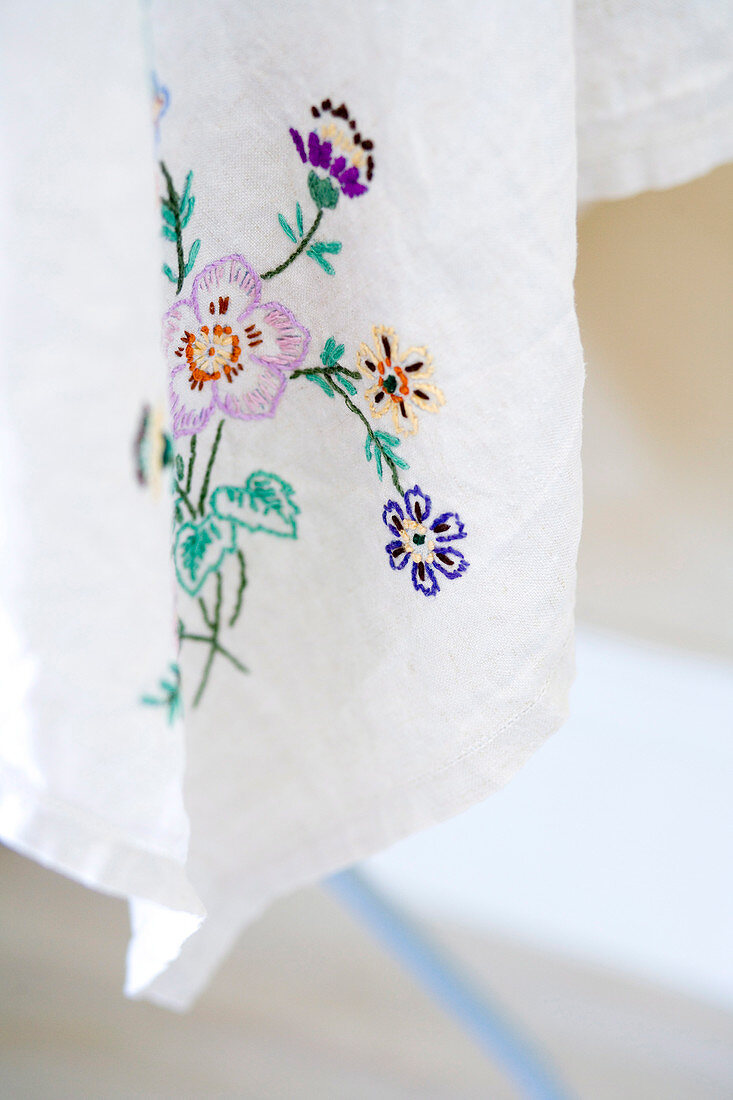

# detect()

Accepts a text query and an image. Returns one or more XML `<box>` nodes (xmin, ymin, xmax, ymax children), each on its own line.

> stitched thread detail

<box><xmin>143</xmin><ymin>94</ymin><xmax>468</xmax><ymax>713</ymax></box>
<box><xmin>160</xmin><ymin>162</ymin><xmax>201</xmax><ymax>294</ymax></box>
<box><xmin>141</xmin><ymin>663</ymin><xmax>182</xmax><ymax>724</ymax></box>
<box><xmin>357</xmin><ymin>325</ymin><xmax>444</xmax><ymax>436</ymax></box>
<box><xmin>383</xmin><ymin>486</ymin><xmax>469</xmax><ymax>597</ymax></box>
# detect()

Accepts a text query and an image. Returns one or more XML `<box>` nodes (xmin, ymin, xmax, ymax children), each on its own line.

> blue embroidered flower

<box><xmin>383</xmin><ymin>486</ymin><xmax>468</xmax><ymax>597</ymax></box>
<box><xmin>290</xmin><ymin>99</ymin><xmax>374</xmax><ymax>199</ymax></box>
<box><xmin>151</xmin><ymin>72</ymin><xmax>170</xmax><ymax>145</ymax></box>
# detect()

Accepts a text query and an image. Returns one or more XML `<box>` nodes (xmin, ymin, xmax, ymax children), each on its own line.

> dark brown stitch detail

<box><xmin>404</xmin><ymin>361</ymin><xmax>423</xmax><ymax>372</ymax></box>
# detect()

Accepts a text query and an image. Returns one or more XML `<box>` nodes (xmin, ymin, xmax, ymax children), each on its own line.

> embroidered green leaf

<box><xmin>319</xmin><ymin>241</ymin><xmax>342</xmax><ymax>254</ymax></box>
<box><xmin>306</xmin><ymin>247</ymin><xmax>335</xmax><ymax>276</ymax></box>
<box><xmin>307</xmin><ymin>169</ymin><xmax>339</xmax><ymax>210</ymax></box>
<box><xmin>364</xmin><ymin>429</ymin><xmax>409</xmax><ymax>482</ymax></box>
<box><xmin>180</xmin><ymin>195</ymin><xmax>195</xmax><ymax>227</ymax></box>
<box><xmin>211</xmin><ymin>472</ymin><xmax>300</xmax><ymax>539</ymax></box>
<box><xmin>278</xmin><ymin>213</ymin><xmax>297</xmax><ymax>243</ymax></box>
<box><xmin>174</xmin><ymin>514</ymin><xmax>236</xmax><ymax>596</ymax></box>
<box><xmin>160</xmin><ymin>162</ymin><xmax>199</xmax><ymax>294</ymax></box>
<box><xmin>320</xmin><ymin>337</ymin><xmax>346</xmax><ymax>369</ymax></box>
<box><xmin>141</xmin><ymin>663</ymin><xmax>182</xmax><ymax>725</ymax></box>
<box><xmin>180</xmin><ymin>170</ymin><xmax>193</xmax><ymax>211</ymax></box>
<box><xmin>175</xmin><ymin>453</ymin><xmax>185</xmax><ymax>481</ymax></box>
<box><xmin>296</xmin><ymin>202</ymin><xmax>304</xmax><ymax>237</ymax></box>
<box><xmin>375</xmin><ymin>430</ymin><xmax>409</xmax><ymax>470</ymax></box>
<box><xmin>307</xmin><ymin>374</ymin><xmax>335</xmax><ymax>397</ymax></box>
<box><xmin>183</xmin><ymin>238</ymin><xmax>201</xmax><ymax>276</ymax></box>
<box><xmin>335</xmin><ymin>373</ymin><xmax>357</xmax><ymax>395</ymax></box>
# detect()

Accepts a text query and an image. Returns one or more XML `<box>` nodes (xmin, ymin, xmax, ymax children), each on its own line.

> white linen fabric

<box><xmin>0</xmin><ymin>0</ymin><xmax>730</xmax><ymax>1010</ymax></box>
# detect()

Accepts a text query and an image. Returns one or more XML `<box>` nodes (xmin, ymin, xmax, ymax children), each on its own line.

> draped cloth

<box><xmin>1</xmin><ymin>0</ymin><xmax>730</xmax><ymax>1008</ymax></box>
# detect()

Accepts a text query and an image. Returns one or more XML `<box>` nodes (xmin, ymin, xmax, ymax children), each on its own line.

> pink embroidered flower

<box><xmin>164</xmin><ymin>255</ymin><xmax>310</xmax><ymax>437</ymax></box>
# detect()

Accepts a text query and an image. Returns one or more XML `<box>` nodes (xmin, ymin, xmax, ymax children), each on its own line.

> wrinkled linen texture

<box><xmin>0</xmin><ymin>0</ymin><xmax>730</xmax><ymax>1010</ymax></box>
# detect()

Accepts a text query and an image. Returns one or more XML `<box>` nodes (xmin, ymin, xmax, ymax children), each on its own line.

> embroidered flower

<box><xmin>383</xmin><ymin>486</ymin><xmax>468</xmax><ymax>597</ymax></box>
<box><xmin>357</xmin><ymin>326</ymin><xmax>444</xmax><ymax>436</ymax></box>
<box><xmin>151</xmin><ymin>72</ymin><xmax>170</xmax><ymax>144</ymax></box>
<box><xmin>290</xmin><ymin>99</ymin><xmax>374</xmax><ymax>199</ymax></box>
<box><xmin>164</xmin><ymin>255</ymin><xmax>310</xmax><ymax>437</ymax></box>
<box><xmin>134</xmin><ymin>403</ymin><xmax>173</xmax><ymax>493</ymax></box>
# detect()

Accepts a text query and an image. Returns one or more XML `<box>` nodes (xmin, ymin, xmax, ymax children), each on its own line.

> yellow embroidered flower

<box><xmin>356</xmin><ymin>326</ymin><xmax>444</xmax><ymax>435</ymax></box>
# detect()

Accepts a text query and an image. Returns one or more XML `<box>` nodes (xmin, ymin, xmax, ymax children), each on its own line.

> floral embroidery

<box><xmin>141</xmin><ymin>95</ymin><xmax>468</xmax><ymax>711</ymax></box>
<box><xmin>141</xmin><ymin>663</ymin><xmax>181</xmax><ymax>724</ymax></box>
<box><xmin>164</xmin><ymin>255</ymin><xmax>310</xmax><ymax>438</ymax></box>
<box><xmin>171</xmin><ymin>412</ymin><xmax>300</xmax><ymax>705</ymax></box>
<box><xmin>160</xmin><ymin>162</ymin><xmax>201</xmax><ymax>294</ymax></box>
<box><xmin>262</xmin><ymin>98</ymin><xmax>374</xmax><ymax>281</ymax></box>
<box><xmin>151</xmin><ymin>73</ymin><xmax>170</xmax><ymax>145</ymax></box>
<box><xmin>133</xmin><ymin>403</ymin><xmax>173</xmax><ymax>494</ymax></box>
<box><xmin>383</xmin><ymin>487</ymin><xmax>468</xmax><ymax>597</ymax></box>
<box><xmin>357</xmin><ymin>326</ymin><xmax>445</xmax><ymax>436</ymax></box>
<box><xmin>290</xmin><ymin>99</ymin><xmax>374</xmax><ymax>199</ymax></box>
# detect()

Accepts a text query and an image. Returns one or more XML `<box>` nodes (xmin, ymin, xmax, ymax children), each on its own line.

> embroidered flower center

<box><xmin>401</xmin><ymin>519</ymin><xmax>435</xmax><ymax>564</ymax></box>
<box><xmin>320</xmin><ymin>120</ymin><xmax>364</xmax><ymax>169</ymax></box>
<box><xmin>184</xmin><ymin>324</ymin><xmax>241</xmax><ymax>386</ymax></box>
<box><xmin>175</xmin><ymin>296</ymin><xmax>268</xmax><ymax>393</ymax></box>
<box><xmin>374</xmin><ymin>354</ymin><xmax>411</xmax><ymax>402</ymax></box>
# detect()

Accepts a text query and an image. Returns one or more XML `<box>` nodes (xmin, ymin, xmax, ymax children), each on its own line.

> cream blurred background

<box><xmin>577</xmin><ymin>164</ymin><xmax>732</xmax><ymax>659</ymax></box>
<box><xmin>2</xmin><ymin>167</ymin><xmax>732</xmax><ymax>1098</ymax></box>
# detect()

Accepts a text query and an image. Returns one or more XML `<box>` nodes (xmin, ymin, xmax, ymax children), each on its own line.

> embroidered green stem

<box><xmin>179</xmin><ymin>552</ymin><xmax>249</xmax><ymax>707</ymax></box>
<box><xmin>192</xmin><ymin>573</ymin><xmax>221</xmax><ymax>706</ymax></box>
<box><xmin>160</xmin><ymin>161</ymin><xmax>200</xmax><ymax>294</ymax></box>
<box><xmin>295</xmin><ymin>363</ymin><xmax>406</xmax><ymax>495</ymax></box>
<box><xmin>175</xmin><ymin>482</ymin><xmax>197</xmax><ymax>518</ymax></box>
<box><xmin>291</xmin><ymin>365</ymin><xmax>360</xmax><ymax>383</ymax></box>
<box><xmin>260</xmin><ymin>208</ymin><xmax>323</xmax><ymax>280</ymax></box>
<box><xmin>198</xmin><ymin>419</ymin><xmax>225</xmax><ymax>515</ymax></box>
<box><xmin>181</xmin><ymin>572</ymin><xmax>248</xmax><ymax>707</ymax></box>
<box><xmin>229</xmin><ymin>549</ymin><xmax>247</xmax><ymax>627</ymax></box>
<box><xmin>331</xmin><ymin>378</ymin><xmax>406</xmax><ymax>495</ymax></box>
<box><xmin>186</xmin><ymin>434</ymin><xmax>197</xmax><ymax>493</ymax></box>
<box><xmin>198</xmin><ymin>595</ymin><xmax>214</xmax><ymax>631</ymax></box>
<box><xmin>179</xmin><ymin>631</ymin><xmax>247</xmax><ymax>672</ymax></box>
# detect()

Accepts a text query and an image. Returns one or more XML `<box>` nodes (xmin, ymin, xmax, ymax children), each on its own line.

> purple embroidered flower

<box><xmin>163</xmin><ymin>255</ymin><xmax>310</xmax><ymax>438</ymax></box>
<box><xmin>289</xmin><ymin>98</ymin><xmax>374</xmax><ymax>199</ymax></box>
<box><xmin>383</xmin><ymin>486</ymin><xmax>468</xmax><ymax>597</ymax></box>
